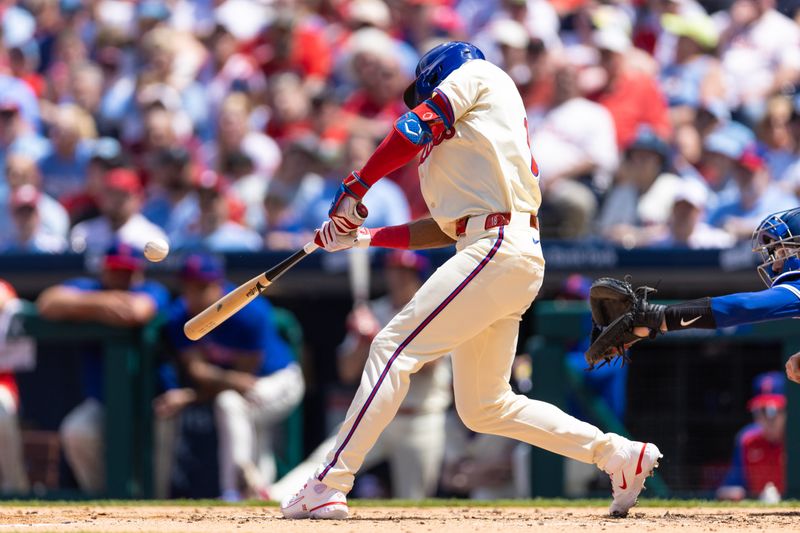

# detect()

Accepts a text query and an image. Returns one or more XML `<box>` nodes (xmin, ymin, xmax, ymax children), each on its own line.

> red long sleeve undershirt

<box><xmin>358</xmin><ymin>123</ymin><xmax>424</xmax><ymax>187</ymax></box>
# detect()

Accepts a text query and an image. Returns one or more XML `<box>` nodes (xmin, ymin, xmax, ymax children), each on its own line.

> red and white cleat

<box><xmin>280</xmin><ymin>478</ymin><xmax>349</xmax><ymax>520</ymax></box>
<box><xmin>605</xmin><ymin>441</ymin><xmax>662</xmax><ymax>518</ymax></box>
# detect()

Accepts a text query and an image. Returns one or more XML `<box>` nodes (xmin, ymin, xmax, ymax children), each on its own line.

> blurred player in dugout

<box><xmin>36</xmin><ymin>243</ymin><xmax>170</xmax><ymax>493</ymax></box>
<box><xmin>0</xmin><ymin>279</ymin><xmax>29</xmax><ymax>494</ymax></box>
<box><xmin>717</xmin><ymin>371</ymin><xmax>786</xmax><ymax>502</ymax></box>
<box><xmin>154</xmin><ymin>253</ymin><xmax>304</xmax><ymax>501</ymax></box>
<box><xmin>270</xmin><ymin>250</ymin><xmax>451</xmax><ymax>500</ymax></box>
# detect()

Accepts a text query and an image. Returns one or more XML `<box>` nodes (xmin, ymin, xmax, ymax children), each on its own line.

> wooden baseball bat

<box><xmin>184</xmin><ymin>241</ymin><xmax>318</xmax><ymax>341</ymax></box>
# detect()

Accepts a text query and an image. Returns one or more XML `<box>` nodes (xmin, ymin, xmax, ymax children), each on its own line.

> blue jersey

<box><xmin>711</xmin><ymin>275</ymin><xmax>800</xmax><ymax>328</ymax></box>
<box><xmin>63</xmin><ymin>277</ymin><xmax>171</xmax><ymax>401</ymax></box>
<box><xmin>167</xmin><ymin>283</ymin><xmax>293</xmax><ymax>378</ymax></box>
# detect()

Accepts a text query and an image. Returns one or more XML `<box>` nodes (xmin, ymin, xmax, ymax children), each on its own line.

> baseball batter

<box><xmin>282</xmin><ymin>41</ymin><xmax>661</xmax><ymax>519</ymax></box>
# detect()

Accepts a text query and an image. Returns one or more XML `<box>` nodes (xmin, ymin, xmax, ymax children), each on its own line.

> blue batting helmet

<box><xmin>752</xmin><ymin>207</ymin><xmax>800</xmax><ymax>287</ymax></box>
<box><xmin>403</xmin><ymin>41</ymin><xmax>485</xmax><ymax>109</ymax></box>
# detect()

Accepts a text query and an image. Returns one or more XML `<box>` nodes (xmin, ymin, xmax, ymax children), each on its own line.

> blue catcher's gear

<box><xmin>752</xmin><ymin>207</ymin><xmax>800</xmax><ymax>287</ymax></box>
<box><xmin>403</xmin><ymin>41</ymin><xmax>485</xmax><ymax>109</ymax></box>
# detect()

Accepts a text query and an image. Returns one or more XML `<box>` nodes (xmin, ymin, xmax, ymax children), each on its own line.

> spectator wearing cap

<box><xmin>36</xmin><ymin>242</ymin><xmax>170</xmax><ymax>494</ymax></box>
<box><xmin>172</xmin><ymin>170</ymin><xmax>260</xmax><ymax>253</ymax></box>
<box><xmin>340</xmin><ymin>29</ymin><xmax>412</xmax><ymax>139</ymax></box>
<box><xmin>0</xmin><ymin>184</ymin><xmax>67</xmax><ymax>253</ymax></box>
<box><xmin>0</xmin><ymin>153</ymin><xmax>70</xmax><ymax>243</ymax></box>
<box><xmin>482</xmin><ymin>0</ymin><xmax>561</xmax><ymax>52</ymax></box>
<box><xmin>142</xmin><ymin>146</ymin><xmax>200</xmax><ymax>238</ymax></box>
<box><xmin>271</xmin><ymin>250</ymin><xmax>451</xmax><ymax>501</ymax></box>
<box><xmin>598</xmin><ymin>126</ymin><xmax>683</xmax><ymax>248</ymax></box>
<box><xmin>156</xmin><ymin>253</ymin><xmax>303</xmax><ymax>500</ymax></box>
<box><xmin>648</xmin><ymin>180</ymin><xmax>736</xmax><ymax>249</ymax></box>
<box><xmin>588</xmin><ymin>28</ymin><xmax>672</xmax><ymax>149</ymax></box>
<box><xmin>717</xmin><ymin>371</ymin><xmax>786</xmax><ymax>501</ymax></box>
<box><xmin>708</xmin><ymin>146</ymin><xmax>796</xmax><ymax>241</ymax></box>
<box><xmin>695</xmin><ymin>121</ymin><xmax>756</xmax><ymax>210</ymax></box>
<box><xmin>476</xmin><ymin>19</ymin><xmax>532</xmax><ymax>87</ymax></box>
<box><xmin>37</xmin><ymin>104</ymin><xmax>97</xmax><ymax>202</ymax></box>
<box><xmin>60</xmin><ymin>137</ymin><xmax>125</xmax><ymax>226</ymax></box>
<box><xmin>657</xmin><ymin>10</ymin><xmax>725</xmax><ymax>128</ymax></box>
<box><xmin>69</xmin><ymin>168</ymin><xmax>167</xmax><ymax>253</ymax></box>
<box><xmin>532</xmin><ymin>57</ymin><xmax>618</xmax><ymax>238</ymax></box>
<box><xmin>717</xmin><ymin>0</ymin><xmax>800</xmax><ymax>121</ymax></box>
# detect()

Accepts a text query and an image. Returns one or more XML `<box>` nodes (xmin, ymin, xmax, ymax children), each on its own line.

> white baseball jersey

<box><xmin>418</xmin><ymin>59</ymin><xmax>542</xmax><ymax>238</ymax></box>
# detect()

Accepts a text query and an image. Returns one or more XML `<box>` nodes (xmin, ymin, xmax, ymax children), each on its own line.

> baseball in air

<box><xmin>144</xmin><ymin>238</ymin><xmax>170</xmax><ymax>262</ymax></box>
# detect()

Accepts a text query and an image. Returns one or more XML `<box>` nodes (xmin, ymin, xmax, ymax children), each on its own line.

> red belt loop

<box><xmin>455</xmin><ymin>212</ymin><xmax>538</xmax><ymax>236</ymax></box>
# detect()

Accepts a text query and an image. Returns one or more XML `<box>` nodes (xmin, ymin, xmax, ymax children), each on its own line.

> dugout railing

<box><xmin>529</xmin><ymin>300</ymin><xmax>800</xmax><ymax>499</ymax></box>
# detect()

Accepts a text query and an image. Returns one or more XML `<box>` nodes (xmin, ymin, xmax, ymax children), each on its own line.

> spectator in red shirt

<box><xmin>243</xmin><ymin>12</ymin><xmax>332</xmax><ymax>96</ymax></box>
<box><xmin>589</xmin><ymin>28</ymin><xmax>672</xmax><ymax>149</ymax></box>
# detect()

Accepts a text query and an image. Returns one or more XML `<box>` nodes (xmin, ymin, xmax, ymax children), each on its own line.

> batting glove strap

<box><xmin>343</xmin><ymin>171</ymin><xmax>370</xmax><ymax>198</ymax></box>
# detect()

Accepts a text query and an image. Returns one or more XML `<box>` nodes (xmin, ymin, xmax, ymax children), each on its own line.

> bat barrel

<box><xmin>183</xmin><ymin>272</ymin><xmax>271</xmax><ymax>340</ymax></box>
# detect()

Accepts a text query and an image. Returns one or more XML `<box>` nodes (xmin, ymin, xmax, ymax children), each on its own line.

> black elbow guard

<box><xmin>664</xmin><ymin>297</ymin><xmax>717</xmax><ymax>330</ymax></box>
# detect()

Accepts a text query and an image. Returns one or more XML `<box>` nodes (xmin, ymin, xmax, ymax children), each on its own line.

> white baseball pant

<box><xmin>60</xmin><ymin>398</ymin><xmax>104</xmax><ymax>493</ymax></box>
<box><xmin>215</xmin><ymin>363</ymin><xmax>304</xmax><ymax>495</ymax></box>
<box><xmin>154</xmin><ymin>364</ymin><xmax>304</xmax><ymax>498</ymax></box>
<box><xmin>316</xmin><ymin>216</ymin><xmax>628</xmax><ymax>492</ymax></box>
<box><xmin>0</xmin><ymin>385</ymin><xmax>28</xmax><ymax>493</ymax></box>
<box><xmin>271</xmin><ymin>410</ymin><xmax>446</xmax><ymax>500</ymax></box>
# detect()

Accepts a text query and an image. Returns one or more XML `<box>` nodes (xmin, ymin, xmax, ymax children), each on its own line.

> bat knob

<box><xmin>355</xmin><ymin>202</ymin><xmax>369</xmax><ymax>220</ymax></box>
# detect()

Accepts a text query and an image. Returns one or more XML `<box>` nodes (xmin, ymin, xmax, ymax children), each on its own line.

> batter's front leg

<box><xmin>315</xmin><ymin>326</ymin><xmax>438</xmax><ymax>492</ymax></box>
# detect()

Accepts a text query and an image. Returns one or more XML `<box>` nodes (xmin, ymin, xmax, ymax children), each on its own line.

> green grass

<box><xmin>0</xmin><ymin>498</ymin><xmax>797</xmax><ymax>508</ymax></box>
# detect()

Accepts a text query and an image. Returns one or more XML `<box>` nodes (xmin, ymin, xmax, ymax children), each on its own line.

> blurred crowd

<box><xmin>0</xmin><ymin>0</ymin><xmax>798</xmax><ymax>256</ymax></box>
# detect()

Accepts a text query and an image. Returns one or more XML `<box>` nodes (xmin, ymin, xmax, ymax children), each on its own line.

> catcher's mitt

<box><xmin>585</xmin><ymin>277</ymin><xmax>665</xmax><ymax>369</ymax></box>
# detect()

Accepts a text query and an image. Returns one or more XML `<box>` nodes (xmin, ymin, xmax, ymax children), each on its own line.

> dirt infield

<box><xmin>0</xmin><ymin>504</ymin><xmax>798</xmax><ymax>533</ymax></box>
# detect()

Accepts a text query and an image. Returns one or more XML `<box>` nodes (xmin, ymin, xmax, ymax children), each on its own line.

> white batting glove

<box><xmin>315</xmin><ymin>220</ymin><xmax>356</xmax><ymax>252</ymax></box>
<box><xmin>314</xmin><ymin>223</ymin><xmax>371</xmax><ymax>253</ymax></box>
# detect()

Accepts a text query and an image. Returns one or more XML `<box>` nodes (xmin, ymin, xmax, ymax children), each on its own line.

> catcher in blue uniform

<box><xmin>586</xmin><ymin>207</ymin><xmax>800</xmax><ymax>385</ymax></box>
